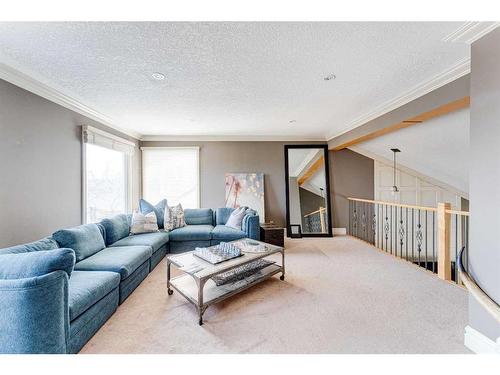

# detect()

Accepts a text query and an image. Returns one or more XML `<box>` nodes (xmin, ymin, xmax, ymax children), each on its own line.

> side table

<box><xmin>260</xmin><ymin>223</ymin><xmax>285</xmax><ymax>247</ymax></box>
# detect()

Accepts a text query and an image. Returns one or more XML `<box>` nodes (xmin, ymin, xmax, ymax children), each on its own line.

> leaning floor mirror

<box><xmin>284</xmin><ymin>145</ymin><xmax>333</xmax><ymax>237</ymax></box>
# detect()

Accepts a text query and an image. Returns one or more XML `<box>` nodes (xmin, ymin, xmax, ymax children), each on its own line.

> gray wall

<box><xmin>329</xmin><ymin>149</ymin><xmax>374</xmax><ymax>229</ymax></box>
<box><xmin>0</xmin><ymin>79</ymin><xmax>141</xmax><ymax>248</ymax></box>
<box><xmin>141</xmin><ymin>141</ymin><xmax>324</xmax><ymax>228</ymax></box>
<box><xmin>469</xmin><ymin>29</ymin><xmax>500</xmax><ymax>341</ymax></box>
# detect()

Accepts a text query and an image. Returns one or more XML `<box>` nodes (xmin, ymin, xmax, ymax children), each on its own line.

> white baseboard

<box><xmin>333</xmin><ymin>228</ymin><xmax>347</xmax><ymax>235</ymax></box>
<box><xmin>464</xmin><ymin>325</ymin><xmax>500</xmax><ymax>354</ymax></box>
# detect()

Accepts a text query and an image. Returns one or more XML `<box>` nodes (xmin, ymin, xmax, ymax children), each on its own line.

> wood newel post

<box><xmin>437</xmin><ymin>202</ymin><xmax>451</xmax><ymax>280</ymax></box>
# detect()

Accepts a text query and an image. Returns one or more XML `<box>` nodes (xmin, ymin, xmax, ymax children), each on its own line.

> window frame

<box><xmin>140</xmin><ymin>146</ymin><xmax>201</xmax><ymax>209</ymax></box>
<box><xmin>81</xmin><ymin>126</ymin><xmax>134</xmax><ymax>224</ymax></box>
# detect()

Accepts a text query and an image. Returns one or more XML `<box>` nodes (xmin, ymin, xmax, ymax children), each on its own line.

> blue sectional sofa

<box><xmin>0</xmin><ymin>207</ymin><xmax>259</xmax><ymax>354</ymax></box>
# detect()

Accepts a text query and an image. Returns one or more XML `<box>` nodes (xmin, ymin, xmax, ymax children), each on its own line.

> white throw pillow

<box><xmin>164</xmin><ymin>204</ymin><xmax>187</xmax><ymax>232</ymax></box>
<box><xmin>225</xmin><ymin>206</ymin><xmax>247</xmax><ymax>230</ymax></box>
<box><xmin>130</xmin><ymin>211</ymin><xmax>159</xmax><ymax>234</ymax></box>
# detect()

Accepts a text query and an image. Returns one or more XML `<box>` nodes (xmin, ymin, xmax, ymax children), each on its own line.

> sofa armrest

<box><xmin>0</xmin><ymin>271</ymin><xmax>70</xmax><ymax>353</ymax></box>
<box><xmin>242</xmin><ymin>213</ymin><xmax>260</xmax><ymax>241</ymax></box>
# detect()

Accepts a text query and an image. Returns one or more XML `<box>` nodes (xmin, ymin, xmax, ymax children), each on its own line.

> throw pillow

<box><xmin>164</xmin><ymin>204</ymin><xmax>187</xmax><ymax>231</ymax></box>
<box><xmin>130</xmin><ymin>211</ymin><xmax>159</xmax><ymax>234</ymax></box>
<box><xmin>225</xmin><ymin>206</ymin><xmax>247</xmax><ymax>230</ymax></box>
<box><xmin>139</xmin><ymin>198</ymin><xmax>167</xmax><ymax>229</ymax></box>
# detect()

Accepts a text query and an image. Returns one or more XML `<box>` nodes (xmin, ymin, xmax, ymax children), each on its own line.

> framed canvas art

<box><xmin>225</xmin><ymin>173</ymin><xmax>265</xmax><ymax>221</ymax></box>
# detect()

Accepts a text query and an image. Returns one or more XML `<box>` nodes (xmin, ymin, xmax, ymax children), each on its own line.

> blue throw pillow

<box><xmin>53</xmin><ymin>224</ymin><xmax>105</xmax><ymax>262</ymax></box>
<box><xmin>139</xmin><ymin>198</ymin><xmax>167</xmax><ymax>229</ymax></box>
<box><xmin>0</xmin><ymin>248</ymin><xmax>76</xmax><ymax>279</ymax></box>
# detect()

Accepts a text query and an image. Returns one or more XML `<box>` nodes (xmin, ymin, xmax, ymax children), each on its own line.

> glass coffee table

<box><xmin>167</xmin><ymin>239</ymin><xmax>285</xmax><ymax>325</ymax></box>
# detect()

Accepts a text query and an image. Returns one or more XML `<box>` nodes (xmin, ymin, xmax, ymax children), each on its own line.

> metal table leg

<box><xmin>197</xmin><ymin>278</ymin><xmax>207</xmax><ymax>325</ymax></box>
<box><xmin>280</xmin><ymin>249</ymin><xmax>286</xmax><ymax>280</ymax></box>
<box><xmin>167</xmin><ymin>259</ymin><xmax>173</xmax><ymax>295</ymax></box>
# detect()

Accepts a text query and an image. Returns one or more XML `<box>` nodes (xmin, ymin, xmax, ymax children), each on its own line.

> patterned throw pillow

<box><xmin>225</xmin><ymin>206</ymin><xmax>248</xmax><ymax>230</ymax></box>
<box><xmin>130</xmin><ymin>211</ymin><xmax>159</xmax><ymax>234</ymax></box>
<box><xmin>164</xmin><ymin>204</ymin><xmax>187</xmax><ymax>231</ymax></box>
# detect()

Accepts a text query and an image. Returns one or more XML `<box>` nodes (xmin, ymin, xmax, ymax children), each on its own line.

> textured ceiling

<box><xmin>0</xmin><ymin>22</ymin><xmax>469</xmax><ymax>138</ymax></box>
<box><xmin>355</xmin><ymin>108</ymin><xmax>470</xmax><ymax>193</ymax></box>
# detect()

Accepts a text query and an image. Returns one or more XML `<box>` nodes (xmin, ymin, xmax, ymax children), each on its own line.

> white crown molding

<box><xmin>442</xmin><ymin>21</ymin><xmax>500</xmax><ymax>44</ymax></box>
<box><xmin>464</xmin><ymin>326</ymin><xmax>500</xmax><ymax>354</ymax></box>
<box><xmin>349</xmin><ymin>144</ymin><xmax>469</xmax><ymax>199</ymax></box>
<box><xmin>326</xmin><ymin>58</ymin><xmax>471</xmax><ymax>142</ymax></box>
<box><xmin>0</xmin><ymin>62</ymin><xmax>141</xmax><ymax>140</ymax></box>
<box><xmin>140</xmin><ymin>134</ymin><xmax>326</xmax><ymax>142</ymax></box>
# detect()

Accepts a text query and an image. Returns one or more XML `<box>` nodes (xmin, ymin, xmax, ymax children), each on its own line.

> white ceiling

<box><xmin>353</xmin><ymin>108</ymin><xmax>470</xmax><ymax>193</ymax></box>
<box><xmin>0</xmin><ymin>22</ymin><xmax>471</xmax><ymax>139</ymax></box>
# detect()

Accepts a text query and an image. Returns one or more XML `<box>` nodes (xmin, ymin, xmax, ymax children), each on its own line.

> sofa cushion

<box><xmin>0</xmin><ymin>248</ymin><xmax>75</xmax><ymax>279</ymax></box>
<box><xmin>68</xmin><ymin>270</ymin><xmax>120</xmax><ymax>321</ymax></box>
<box><xmin>184</xmin><ymin>208</ymin><xmax>213</xmax><ymax>225</ymax></box>
<box><xmin>53</xmin><ymin>224</ymin><xmax>105</xmax><ymax>262</ymax></box>
<box><xmin>74</xmin><ymin>246</ymin><xmax>152</xmax><ymax>280</ymax></box>
<box><xmin>139</xmin><ymin>198</ymin><xmax>167</xmax><ymax>229</ymax></box>
<box><xmin>0</xmin><ymin>237</ymin><xmax>59</xmax><ymax>255</ymax></box>
<box><xmin>109</xmin><ymin>231</ymin><xmax>169</xmax><ymax>252</ymax></box>
<box><xmin>215</xmin><ymin>207</ymin><xmax>235</xmax><ymax>225</ymax></box>
<box><xmin>169</xmin><ymin>225</ymin><xmax>214</xmax><ymax>242</ymax></box>
<box><xmin>211</xmin><ymin>225</ymin><xmax>247</xmax><ymax>242</ymax></box>
<box><xmin>100</xmin><ymin>214</ymin><xmax>129</xmax><ymax>245</ymax></box>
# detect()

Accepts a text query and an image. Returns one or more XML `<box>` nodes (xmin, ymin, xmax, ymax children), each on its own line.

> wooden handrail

<box><xmin>347</xmin><ymin>197</ymin><xmax>437</xmax><ymax>212</ymax></box>
<box><xmin>458</xmin><ymin>247</ymin><xmax>500</xmax><ymax>323</ymax></box>
<box><xmin>446</xmin><ymin>209</ymin><xmax>470</xmax><ymax>217</ymax></box>
<box><xmin>303</xmin><ymin>207</ymin><xmax>326</xmax><ymax>218</ymax></box>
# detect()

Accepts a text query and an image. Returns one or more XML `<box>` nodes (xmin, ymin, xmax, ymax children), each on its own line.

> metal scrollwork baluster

<box><xmin>384</xmin><ymin>213</ymin><xmax>389</xmax><ymax>241</ymax></box>
<box><xmin>353</xmin><ymin>206</ymin><xmax>358</xmax><ymax>239</ymax></box>
<box><xmin>372</xmin><ymin>211</ymin><xmax>376</xmax><ymax>245</ymax></box>
<box><xmin>399</xmin><ymin>207</ymin><xmax>404</xmax><ymax>254</ymax></box>
<box><xmin>416</xmin><ymin>210</ymin><xmax>423</xmax><ymax>254</ymax></box>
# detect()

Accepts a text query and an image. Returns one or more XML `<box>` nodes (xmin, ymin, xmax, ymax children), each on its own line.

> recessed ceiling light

<box><xmin>289</xmin><ymin>120</ymin><xmax>297</xmax><ymax>124</ymax></box>
<box><xmin>324</xmin><ymin>73</ymin><xmax>336</xmax><ymax>81</ymax></box>
<box><xmin>151</xmin><ymin>72</ymin><xmax>166</xmax><ymax>81</ymax></box>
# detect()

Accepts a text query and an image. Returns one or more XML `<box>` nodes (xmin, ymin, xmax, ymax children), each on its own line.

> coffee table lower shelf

<box><xmin>169</xmin><ymin>264</ymin><xmax>282</xmax><ymax>322</ymax></box>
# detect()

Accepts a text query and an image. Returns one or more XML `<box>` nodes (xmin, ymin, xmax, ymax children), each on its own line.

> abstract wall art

<box><xmin>225</xmin><ymin>173</ymin><xmax>265</xmax><ymax>221</ymax></box>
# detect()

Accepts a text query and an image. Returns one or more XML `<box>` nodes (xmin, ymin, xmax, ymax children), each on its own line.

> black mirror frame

<box><xmin>284</xmin><ymin>144</ymin><xmax>333</xmax><ymax>238</ymax></box>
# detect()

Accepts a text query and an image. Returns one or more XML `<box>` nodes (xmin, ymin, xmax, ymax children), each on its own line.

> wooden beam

<box><xmin>332</xmin><ymin>96</ymin><xmax>470</xmax><ymax>151</ymax></box>
<box><xmin>297</xmin><ymin>156</ymin><xmax>324</xmax><ymax>185</ymax></box>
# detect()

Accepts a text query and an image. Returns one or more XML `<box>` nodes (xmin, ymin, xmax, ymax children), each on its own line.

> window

<box><xmin>83</xmin><ymin>126</ymin><xmax>134</xmax><ymax>223</ymax></box>
<box><xmin>142</xmin><ymin>147</ymin><xmax>200</xmax><ymax>208</ymax></box>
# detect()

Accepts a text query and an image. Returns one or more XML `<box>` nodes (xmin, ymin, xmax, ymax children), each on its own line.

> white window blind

<box><xmin>82</xmin><ymin>125</ymin><xmax>136</xmax><ymax>155</ymax></box>
<box><xmin>141</xmin><ymin>147</ymin><xmax>200</xmax><ymax>208</ymax></box>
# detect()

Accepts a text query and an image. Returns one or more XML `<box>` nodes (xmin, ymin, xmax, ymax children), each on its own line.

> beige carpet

<box><xmin>80</xmin><ymin>236</ymin><xmax>469</xmax><ymax>354</ymax></box>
